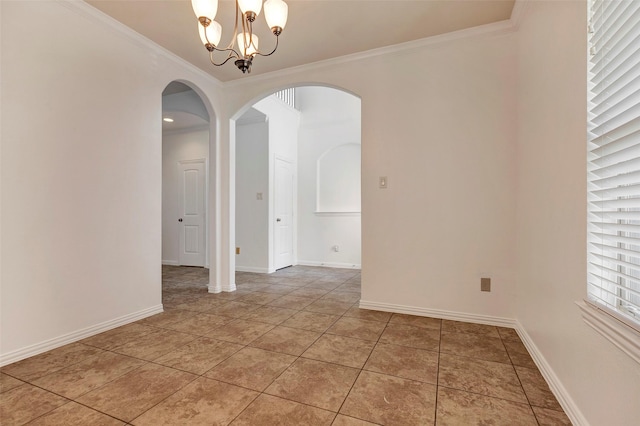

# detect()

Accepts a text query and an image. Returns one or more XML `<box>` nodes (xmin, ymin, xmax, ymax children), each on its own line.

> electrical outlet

<box><xmin>379</xmin><ymin>176</ymin><xmax>388</xmax><ymax>189</ymax></box>
<box><xmin>481</xmin><ymin>278</ymin><xmax>491</xmax><ymax>292</ymax></box>
<box><xmin>236</xmin><ymin>247</ymin><xmax>240</xmax><ymax>255</ymax></box>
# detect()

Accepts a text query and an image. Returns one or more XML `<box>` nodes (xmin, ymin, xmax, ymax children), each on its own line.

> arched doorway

<box><xmin>161</xmin><ymin>81</ymin><xmax>214</xmax><ymax>299</ymax></box>
<box><xmin>232</xmin><ymin>85</ymin><xmax>362</xmax><ymax>283</ymax></box>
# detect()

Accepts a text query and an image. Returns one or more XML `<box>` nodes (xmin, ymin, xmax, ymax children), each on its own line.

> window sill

<box><xmin>576</xmin><ymin>300</ymin><xmax>640</xmax><ymax>364</ymax></box>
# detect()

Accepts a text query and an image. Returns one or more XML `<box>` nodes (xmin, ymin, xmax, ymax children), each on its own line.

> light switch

<box><xmin>379</xmin><ymin>176</ymin><xmax>388</xmax><ymax>189</ymax></box>
<box><xmin>256</xmin><ymin>193</ymin><xmax>263</xmax><ymax>200</ymax></box>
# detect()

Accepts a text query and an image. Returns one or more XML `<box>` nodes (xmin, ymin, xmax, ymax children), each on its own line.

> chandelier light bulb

<box><xmin>238</xmin><ymin>0</ymin><xmax>262</xmax><ymax>20</ymax></box>
<box><xmin>264</xmin><ymin>0</ymin><xmax>288</xmax><ymax>34</ymax></box>
<box><xmin>191</xmin><ymin>0</ymin><xmax>218</xmax><ymax>22</ymax></box>
<box><xmin>237</xmin><ymin>32</ymin><xmax>259</xmax><ymax>57</ymax></box>
<box><xmin>198</xmin><ymin>20</ymin><xmax>222</xmax><ymax>48</ymax></box>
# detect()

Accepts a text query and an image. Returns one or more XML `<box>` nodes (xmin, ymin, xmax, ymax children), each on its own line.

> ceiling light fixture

<box><xmin>163</xmin><ymin>117</ymin><xmax>174</xmax><ymax>123</ymax></box>
<box><xmin>191</xmin><ymin>0</ymin><xmax>288</xmax><ymax>74</ymax></box>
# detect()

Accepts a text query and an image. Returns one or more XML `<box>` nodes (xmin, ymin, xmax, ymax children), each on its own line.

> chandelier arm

<box><xmin>208</xmin><ymin>50</ymin><xmax>238</xmax><ymax>67</ymax></box>
<box><xmin>254</xmin><ymin>35</ymin><xmax>279</xmax><ymax>57</ymax></box>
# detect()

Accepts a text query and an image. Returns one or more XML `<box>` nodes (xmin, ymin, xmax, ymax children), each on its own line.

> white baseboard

<box><xmin>162</xmin><ymin>260</ymin><xmax>179</xmax><ymax>266</ymax></box>
<box><xmin>235</xmin><ymin>266</ymin><xmax>274</xmax><ymax>273</ymax></box>
<box><xmin>515</xmin><ymin>321</ymin><xmax>589</xmax><ymax>426</ymax></box>
<box><xmin>358</xmin><ymin>300</ymin><xmax>515</xmax><ymax>327</ymax></box>
<box><xmin>0</xmin><ymin>304</ymin><xmax>164</xmax><ymax>367</ymax></box>
<box><xmin>297</xmin><ymin>260</ymin><xmax>361</xmax><ymax>270</ymax></box>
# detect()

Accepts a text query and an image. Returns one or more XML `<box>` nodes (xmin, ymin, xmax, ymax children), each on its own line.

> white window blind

<box><xmin>587</xmin><ymin>0</ymin><xmax>640</xmax><ymax>331</ymax></box>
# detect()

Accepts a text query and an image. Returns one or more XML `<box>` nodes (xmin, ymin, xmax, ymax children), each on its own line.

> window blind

<box><xmin>588</xmin><ymin>0</ymin><xmax>640</xmax><ymax>330</ymax></box>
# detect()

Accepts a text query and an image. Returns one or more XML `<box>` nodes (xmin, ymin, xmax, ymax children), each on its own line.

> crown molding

<box><xmin>57</xmin><ymin>0</ymin><xmax>223</xmax><ymax>89</ymax></box>
<box><xmin>510</xmin><ymin>0</ymin><xmax>531</xmax><ymax>30</ymax></box>
<box><xmin>224</xmin><ymin>18</ymin><xmax>516</xmax><ymax>88</ymax></box>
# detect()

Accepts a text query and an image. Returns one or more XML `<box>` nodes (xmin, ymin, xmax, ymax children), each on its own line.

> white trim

<box><xmin>358</xmin><ymin>300</ymin><xmax>514</xmax><ymax>327</ymax></box>
<box><xmin>235</xmin><ymin>266</ymin><xmax>275</xmax><ymax>273</ymax></box>
<box><xmin>224</xmin><ymin>19</ymin><xmax>516</xmax><ymax>88</ymax></box>
<box><xmin>59</xmin><ymin>0</ymin><xmax>223</xmax><ymax>89</ymax></box>
<box><xmin>162</xmin><ymin>260</ymin><xmax>179</xmax><ymax>266</ymax></box>
<box><xmin>576</xmin><ymin>300</ymin><xmax>640</xmax><ymax>365</ymax></box>
<box><xmin>0</xmin><ymin>304</ymin><xmax>163</xmax><ymax>367</ymax></box>
<box><xmin>313</xmin><ymin>212</ymin><xmax>361</xmax><ymax>216</ymax></box>
<box><xmin>509</xmin><ymin>0</ymin><xmax>531</xmax><ymax>30</ymax></box>
<box><xmin>515</xmin><ymin>320</ymin><xmax>590</xmax><ymax>426</ymax></box>
<box><xmin>298</xmin><ymin>260</ymin><xmax>361</xmax><ymax>270</ymax></box>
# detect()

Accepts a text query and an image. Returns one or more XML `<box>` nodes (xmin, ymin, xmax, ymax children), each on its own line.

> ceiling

<box><xmin>86</xmin><ymin>0</ymin><xmax>515</xmax><ymax>82</ymax></box>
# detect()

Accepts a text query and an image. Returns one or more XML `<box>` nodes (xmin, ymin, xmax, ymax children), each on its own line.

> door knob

<box><xmin>178</xmin><ymin>218</ymin><xmax>183</xmax><ymax>222</ymax></box>
<box><xmin>276</xmin><ymin>218</ymin><xmax>281</xmax><ymax>222</ymax></box>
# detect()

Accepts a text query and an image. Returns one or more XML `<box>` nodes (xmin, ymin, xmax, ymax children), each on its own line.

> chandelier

<box><xmin>191</xmin><ymin>0</ymin><xmax>289</xmax><ymax>74</ymax></box>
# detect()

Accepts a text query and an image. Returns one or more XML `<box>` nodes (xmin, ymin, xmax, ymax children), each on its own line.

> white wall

<box><xmin>223</xmin><ymin>28</ymin><xmax>518</xmax><ymax>320</ymax></box>
<box><xmin>0</xmin><ymin>0</ymin><xmax>223</xmax><ymax>363</ymax></box>
<box><xmin>235</xmin><ymin>116</ymin><xmax>269</xmax><ymax>272</ymax></box>
<box><xmin>516</xmin><ymin>2</ymin><xmax>640</xmax><ymax>424</ymax></box>
<box><xmin>252</xmin><ymin>96</ymin><xmax>300</xmax><ymax>271</ymax></box>
<box><xmin>162</xmin><ymin>128</ymin><xmax>209</xmax><ymax>265</ymax></box>
<box><xmin>296</xmin><ymin>87</ymin><xmax>362</xmax><ymax>268</ymax></box>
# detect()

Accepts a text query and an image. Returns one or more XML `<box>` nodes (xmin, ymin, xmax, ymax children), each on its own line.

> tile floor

<box><xmin>0</xmin><ymin>265</ymin><xmax>572</xmax><ymax>425</ymax></box>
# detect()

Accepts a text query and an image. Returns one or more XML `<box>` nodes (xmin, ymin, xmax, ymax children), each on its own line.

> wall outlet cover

<box><xmin>481</xmin><ymin>278</ymin><xmax>491</xmax><ymax>292</ymax></box>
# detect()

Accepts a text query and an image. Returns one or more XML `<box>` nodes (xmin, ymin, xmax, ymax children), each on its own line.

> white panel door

<box><xmin>178</xmin><ymin>159</ymin><xmax>206</xmax><ymax>267</ymax></box>
<box><xmin>274</xmin><ymin>157</ymin><xmax>294</xmax><ymax>270</ymax></box>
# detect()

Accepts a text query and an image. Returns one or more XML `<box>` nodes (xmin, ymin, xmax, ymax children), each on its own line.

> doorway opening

<box><xmin>161</xmin><ymin>81</ymin><xmax>212</xmax><ymax>294</ymax></box>
<box><xmin>234</xmin><ymin>86</ymin><xmax>362</xmax><ymax>276</ymax></box>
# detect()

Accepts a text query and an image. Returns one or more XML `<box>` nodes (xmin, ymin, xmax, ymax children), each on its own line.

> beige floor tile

<box><xmin>231</xmin><ymin>393</ymin><xmax>335</xmax><ymax>425</ymax></box>
<box><xmin>326</xmin><ymin>317</ymin><xmax>386</xmax><ymax>342</ymax></box>
<box><xmin>76</xmin><ymin>363</ymin><xmax>196</xmax><ymax>422</ymax></box>
<box><xmin>268</xmin><ymin>295</ymin><xmax>316</xmax><ymax>309</ymax></box>
<box><xmin>241</xmin><ymin>306</ymin><xmax>298</xmax><ymax>325</ymax></box>
<box><xmin>136</xmin><ymin>309</ymin><xmax>198</xmax><ymax>328</ymax></box>
<box><xmin>532</xmin><ymin>406</ymin><xmax>573</xmax><ymax>425</ymax></box>
<box><xmin>1</xmin><ymin>343</ymin><xmax>103</xmax><ymax>381</ymax></box>
<box><xmin>388</xmin><ymin>313</ymin><xmax>441</xmax><ymax>330</ymax></box>
<box><xmin>436</xmin><ymin>387</ymin><xmax>537</xmax><ymax>426</ymax></box>
<box><xmin>260</xmin><ymin>285</ymin><xmax>297</xmax><ymax>295</ymax></box>
<box><xmin>236</xmin><ymin>292</ymin><xmax>284</xmax><ymax>305</ymax></box>
<box><xmin>343</xmin><ymin>307</ymin><xmax>392</xmax><ymax>323</ymax></box>
<box><xmin>378</xmin><ymin>323</ymin><xmax>440</xmax><ymax>351</ymax></box>
<box><xmin>209</xmin><ymin>301</ymin><xmax>261</xmax><ymax>318</ymax></box>
<box><xmin>153</xmin><ymin>337</ymin><xmax>243</xmax><ymax>374</ymax></box>
<box><xmin>302</xmin><ymin>334</ymin><xmax>375</xmax><ymax>368</ymax></box>
<box><xmin>304</xmin><ymin>299</ymin><xmax>354</xmax><ymax>316</ymax></box>
<box><xmin>321</xmin><ymin>291</ymin><xmax>361</xmax><ymax>304</ymax></box>
<box><xmin>206</xmin><ymin>319</ymin><xmax>275</xmax><ymax>345</ymax></box>
<box><xmin>81</xmin><ymin>324</ymin><xmax>157</xmax><ymax>351</ymax></box>
<box><xmin>504</xmin><ymin>340</ymin><xmax>537</xmax><ymax>368</ymax></box>
<box><xmin>340</xmin><ymin>371</ymin><xmax>436</xmax><ymax>425</ymax></box>
<box><xmin>265</xmin><ymin>358</ymin><xmax>359</xmax><ymax>412</ymax></box>
<box><xmin>281</xmin><ymin>311</ymin><xmax>340</xmax><ymax>332</ymax></box>
<box><xmin>0</xmin><ymin>373</ymin><xmax>24</xmax><ymax>393</ymax></box>
<box><xmin>0</xmin><ymin>384</ymin><xmax>68</xmax><ymax>425</ymax></box>
<box><xmin>331</xmin><ymin>414</ymin><xmax>380</xmax><ymax>425</ymax></box>
<box><xmin>497</xmin><ymin>327</ymin><xmax>522</xmax><ymax>342</ymax></box>
<box><xmin>288</xmin><ymin>287</ymin><xmax>330</xmax><ymax>299</ymax></box>
<box><xmin>160</xmin><ymin>312</ymin><xmax>233</xmax><ymax>335</ymax></box>
<box><xmin>515</xmin><ymin>366</ymin><xmax>563</xmax><ymax>411</ymax></box>
<box><xmin>438</xmin><ymin>353</ymin><xmax>527</xmax><ymax>403</ymax></box>
<box><xmin>131</xmin><ymin>377</ymin><xmax>258</xmax><ymax>426</ymax></box>
<box><xmin>110</xmin><ymin>328</ymin><xmax>197</xmax><ymax>361</ymax></box>
<box><xmin>250</xmin><ymin>326</ymin><xmax>321</xmax><ymax>356</ymax></box>
<box><xmin>32</xmin><ymin>351</ymin><xmax>145</xmax><ymax>399</ymax></box>
<box><xmin>440</xmin><ymin>331</ymin><xmax>510</xmax><ymax>363</ymax></box>
<box><xmin>363</xmin><ymin>342</ymin><xmax>438</xmax><ymax>384</ymax></box>
<box><xmin>206</xmin><ymin>347</ymin><xmax>296</xmax><ymax>391</ymax></box>
<box><xmin>27</xmin><ymin>401</ymin><xmax>125</xmax><ymax>425</ymax></box>
<box><xmin>442</xmin><ymin>320</ymin><xmax>501</xmax><ymax>338</ymax></box>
